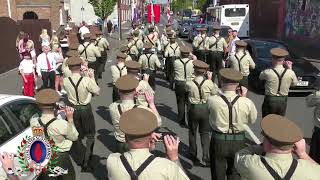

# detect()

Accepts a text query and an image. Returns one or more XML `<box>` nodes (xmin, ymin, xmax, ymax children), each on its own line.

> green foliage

<box><xmin>89</xmin><ymin>0</ymin><xmax>117</xmax><ymax>20</ymax></box>
<box><xmin>171</xmin><ymin>0</ymin><xmax>193</xmax><ymax>12</ymax></box>
<box><xmin>197</xmin><ymin>0</ymin><xmax>207</xmax><ymax>10</ymax></box>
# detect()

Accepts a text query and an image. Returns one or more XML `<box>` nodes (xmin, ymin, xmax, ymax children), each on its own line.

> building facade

<box><xmin>0</xmin><ymin>0</ymin><xmax>63</xmax><ymax>30</ymax></box>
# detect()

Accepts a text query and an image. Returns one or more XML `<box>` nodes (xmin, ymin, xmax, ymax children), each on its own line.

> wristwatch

<box><xmin>6</xmin><ymin>168</ymin><xmax>14</xmax><ymax>175</ymax></box>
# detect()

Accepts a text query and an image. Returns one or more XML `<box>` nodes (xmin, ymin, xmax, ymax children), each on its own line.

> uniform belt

<box><xmin>175</xmin><ymin>80</ymin><xmax>186</xmax><ymax>84</ymax></box>
<box><xmin>212</xmin><ymin>131</ymin><xmax>245</xmax><ymax>141</ymax></box>
<box><xmin>265</xmin><ymin>95</ymin><xmax>288</xmax><ymax>101</ymax></box>
<box><xmin>71</xmin><ymin>104</ymin><xmax>91</xmax><ymax>110</ymax></box>
<box><xmin>190</xmin><ymin>103</ymin><xmax>207</xmax><ymax>108</ymax></box>
<box><xmin>41</xmin><ymin>69</ymin><xmax>54</xmax><ymax>72</ymax></box>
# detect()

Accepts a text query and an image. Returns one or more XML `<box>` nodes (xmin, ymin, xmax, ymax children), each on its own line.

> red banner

<box><xmin>147</xmin><ymin>5</ymin><xmax>161</xmax><ymax>23</ymax></box>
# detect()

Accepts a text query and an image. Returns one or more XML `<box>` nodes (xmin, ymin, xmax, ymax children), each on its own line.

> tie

<box><xmin>46</xmin><ymin>54</ymin><xmax>51</xmax><ymax>71</ymax></box>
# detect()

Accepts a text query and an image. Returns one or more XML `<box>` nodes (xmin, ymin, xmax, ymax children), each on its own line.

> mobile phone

<box><xmin>158</xmin><ymin>132</ymin><xmax>177</xmax><ymax>141</ymax></box>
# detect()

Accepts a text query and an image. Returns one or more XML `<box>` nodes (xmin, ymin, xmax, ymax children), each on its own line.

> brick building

<box><xmin>0</xmin><ymin>0</ymin><xmax>64</xmax><ymax>30</ymax></box>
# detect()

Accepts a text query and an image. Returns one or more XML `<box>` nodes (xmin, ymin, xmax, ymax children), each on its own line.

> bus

<box><xmin>206</xmin><ymin>4</ymin><xmax>250</xmax><ymax>38</ymax></box>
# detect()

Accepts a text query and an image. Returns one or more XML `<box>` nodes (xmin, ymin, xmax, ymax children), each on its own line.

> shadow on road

<box><xmin>180</xmin><ymin>158</ymin><xmax>204</xmax><ymax>180</ymax></box>
<box><xmin>97</xmin><ymin>128</ymin><xmax>118</xmax><ymax>153</ymax></box>
<box><xmin>96</xmin><ymin>106</ymin><xmax>113</xmax><ymax>125</ymax></box>
<box><xmin>90</xmin><ymin>154</ymin><xmax>108</xmax><ymax>180</ymax></box>
<box><xmin>156</xmin><ymin>103</ymin><xmax>177</xmax><ymax>123</ymax></box>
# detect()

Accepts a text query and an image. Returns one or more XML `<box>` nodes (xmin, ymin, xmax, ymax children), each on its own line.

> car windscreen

<box><xmin>255</xmin><ymin>44</ymin><xmax>288</xmax><ymax>59</ymax></box>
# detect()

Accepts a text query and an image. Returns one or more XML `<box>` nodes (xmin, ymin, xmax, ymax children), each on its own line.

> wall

<box><xmin>284</xmin><ymin>0</ymin><xmax>320</xmax><ymax>46</ymax></box>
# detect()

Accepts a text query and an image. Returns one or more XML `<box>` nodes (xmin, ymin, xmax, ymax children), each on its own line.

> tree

<box><xmin>89</xmin><ymin>0</ymin><xmax>117</xmax><ymax>20</ymax></box>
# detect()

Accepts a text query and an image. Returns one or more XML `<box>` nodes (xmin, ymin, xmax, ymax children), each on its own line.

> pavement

<box><xmin>0</xmin><ymin>16</ymin><xmax>318</xmax><ymax>180</ymax></box>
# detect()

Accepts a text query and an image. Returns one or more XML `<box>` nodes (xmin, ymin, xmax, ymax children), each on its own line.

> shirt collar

<box><xmin>265</xmin><ymin>153</ymin><xmax>293</xmax><ymax>160</ymax></box>
<box><xmin>121</xmin><ymin>99</ymin><xmax>135</xmax><ymax>104</ymax></box>
<box><xmin>222</xmin><ymin>90</ymin><xmax>237</xmax><ymax>96</ymax></box>
<box><xmin>129</xmin><ymin>148</ymin><xmax>151</xmax><ymax>155</ymax></box>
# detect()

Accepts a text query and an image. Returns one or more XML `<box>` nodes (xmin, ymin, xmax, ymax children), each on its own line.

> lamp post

<box><xmin>118</xmin><ymin>0</ymin><xmax>122</xmax><ymax>40</ymax></box>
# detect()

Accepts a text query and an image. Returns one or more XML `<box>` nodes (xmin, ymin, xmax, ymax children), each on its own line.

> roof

<box><xmin>0</xmin><ymin>94</ymin><xmax>35</xmax><ymax>106</ymax></box>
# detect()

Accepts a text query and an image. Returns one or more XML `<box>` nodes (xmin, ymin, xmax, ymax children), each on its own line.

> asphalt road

<box><xmin>0</xmin><ymin>16</ymin><xmax>318</xmax><ymax>180</ymax></box>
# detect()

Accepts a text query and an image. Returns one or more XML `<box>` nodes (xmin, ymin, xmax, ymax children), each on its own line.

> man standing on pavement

<box><xmin>111</xmin><ymin>52</ymin><xmax>128</xmax><ymax>102</ymax></box>
<box><xmin>37</xmin><ymin>42</ymin><xmax>56</xmax><ymax>89</ymax></box>
<box><xmin>107</xmin><ymin>108</ymin><xmax>189</xmax><ymax>180</ymax></box>
<box><xmin>173</xmin><ymin>46</ymin><xmax>193</xmax><ymax>127</ymax></box>
<box><xmin>165</xmin><ymin>32</ymin><xmax>180</xmax><ymax>90</ymax></box>
<box><xmin>206</xmin><ymin>24</ymin><xmax>228</xmax><ymax>85</ymax></box>
<box><xmin>235</xmin><ymin>114</ymin><xmax>320</xmax><ymax>179</ymax></box>
<box><xmin>78</xmin><ymin>33</ymin><xmax>101</xmax><ymax>82</ymax></box>
<box><xmin>185</xmin><ymin>60</ymin><xmax>219</xmax><ymax>166</ymax></box>
<box><xmin>306</xmin><ymin>79</ymin><xmax>320</xmax><ymax>164</ymax></box>
<box><xmin>79</xmin><ymin>21</ymin><xmax>90</xmax><ymax>41</ymax></box>
<box><xmin>229</xmin><ymin>30</ymin><xmax>240</xmax><ymax>57</ymax></box>
<box><xmin>94</xmin><ymin>29</ymin><xmax>109</xmax><ymax>79</ymax></box>
<box><xmin>193</xmin><ymin>28</ymin><xmax>208</xmax><ymax>62</ymax></box>
<box><xmin>109</xmin><ymin>75</ymin><xmax>161</xmax><ymax>153</ymax></box>
<box><xmin>260</xmin><ymin>48</ymin><xmax>298</xmax><ymax>117</ymax></box>
<box><xmin>207</xmin><ymin>68</ymin><xmax>257</xmax><ymax>180</ymax></box>
<box><xmin>125</xmin><ymin>60</ymin><xmax>154</xmax><ymax>107</ymax></box>
<box><xmin>31</xmin><ymin>89</ymin><xmax>78</xmax><ymax>179</ymax></box>
<box><xmin>63</xmin><ymin>56</ymin><xmax>100</xmax><ymax>172</ymax></box>
<box><xmin>138</xmin><ymin>42</ymin><xmax>161</xmax><ymax>90</ymax></box>
<box><xmin>229</xmin><ymin>40</ymin><xmax>255</xmax><ymax>88</ymax></box>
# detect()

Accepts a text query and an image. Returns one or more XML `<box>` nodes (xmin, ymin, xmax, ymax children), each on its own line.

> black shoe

<box><xmin>192</xmin><ymin>157</ymin><xmax>202</xmax><ymax>166</ymax></box>
<box><xmin>202</xmin><ymin>160</ymin><xmax>210</xmax><ymax>167</ymax></box>
<box><xmin>98</xmin><ymin>75</ymin><xmax>102</xmax><ymax>79</ymax></box>
<box><xmin>81</xmin><ymin>165</ymin><xmax>93</xmax><ymax>172</ymax></box>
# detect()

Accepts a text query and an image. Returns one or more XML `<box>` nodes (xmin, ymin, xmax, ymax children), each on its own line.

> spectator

<box><xmin>19</xmin><ymin>54</ymin><xmax>36</xmax><ymax>97</ymax></box>
<box><xmin>39</xmin><ymin>29</ymin><xmax>50</xmax><ymax>45</ymax></box>
<box><xmin>228</xmin><ymin>30</ymin><xmax>240</xmax><ymax>56</ymax></box>
<box><xmin>36</xmin><ymin>43</ymin><xmax>56</xmax><ymax>89</ymax></box>
<box><xmin>79</xmin><ymin>21</ymin><xmax>90</xmax><ymax>40</ymax></box>
<box><xmin>16</xmin><ymin>31</ymin><xmax>25</xmax><ymax>51</ymax></box>
<box><xmin>107</xmin><ymin>20</ymin><xmax>113</xmax><ymax>36</ymax></box>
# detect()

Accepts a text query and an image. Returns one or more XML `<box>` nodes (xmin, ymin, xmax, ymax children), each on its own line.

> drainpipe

<box><xmin>277</xmin><ymin>0</ymin><xmax>285</xmax><ymax>39</ymax></box>
<box><xmin>7</xmin><ymin>0</ymin><xmax>12</xmax><ymax>18</ymax></box>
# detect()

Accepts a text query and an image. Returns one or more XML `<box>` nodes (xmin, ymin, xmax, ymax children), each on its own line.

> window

<box><xmin>225</xmin><ymin>8</ymin><xmax>246</xmax><ymax>17</ymax></box>
<box><xmin>0</xmin><ymin>110</ymin><xmax>17</xmax><ymax>145</ymax></box>
<box><xmin>4</xmin><ymin>100</ymin><xmax>41</xmax><ymax>129</ymax></box>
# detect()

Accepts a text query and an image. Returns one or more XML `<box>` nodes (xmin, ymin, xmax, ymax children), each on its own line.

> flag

<box><xmin>147</xmin><ymin>5</ymin><xmax>161</xmax><ymax>23</ymax></box>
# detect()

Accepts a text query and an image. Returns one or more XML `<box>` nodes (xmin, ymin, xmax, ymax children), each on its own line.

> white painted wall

<box><xmin>69</xmin><ymin>0</ymin><xmax>99</xmax><ymax>26</ymax></box>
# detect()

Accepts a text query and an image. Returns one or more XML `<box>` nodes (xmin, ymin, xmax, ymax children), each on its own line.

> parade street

<box><xmin>0</xmin><ymin>15</ymin><xmax>319</xmax><ymax>180</ymax></box>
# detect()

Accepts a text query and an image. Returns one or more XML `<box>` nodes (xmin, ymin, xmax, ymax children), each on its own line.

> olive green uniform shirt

<box><xmin>207</xmin><ymin>91</ymin><xmax>257</xmax><ymax>133</ymax></box>
<box><xmin>107</xmin><ymin>148</ymin><xmax>190</xmax><ymax>180</ymax></box>
<box><xmin>95</xmin><ymin>37</ymin><xmax>109</xmax><ymax>52</ymax></box>
<box><xmin>235</xmin><ymin>145</ymin><xmax>320</xmax><ymax>180</ymax></box>
<box><xmin>164</xmin><ymin>42</ymin><xmax>180</xmax><ymax>57</ymax></box>
<box><xmin>193</xmin><ymin>34</ymin><xmax>209</xmax><ymax>50</ymax></box>
<box><xmin>138</xmin><ymin>53</ymin><xmax>161</xmax><ymax>71</ymax></box>
<box><xmin>111</xmin><ymin>62</ymin><xmax>127</xmax><ymax>84</ymax></box>
<box><xmin>133</xmin><ymin>37</ymin><xmax>144</xmax><ymax>50</ymax></box>
<box><xmin>229</xmin><ymin>51</ymin><xmax>255</xmax><ymax>76</ymax></box>
<box><xmin>186</xmin><ymin>76</ymin><xmax>219</xmax><ymax>104</ymax></box>
<box><xmin>63</xmin><ymin>73</ymin><xmax>100</xmax><ymax>105</ymax></box>
<box><xmin>78</xmin><ymin>42</ymin><xmax>101</xmax><ymax>62</ymax></box>
<box><xmin>173</xmin><ymin>58</ymin><xmax>194</xmax><ymax>81</ymax></box>
<box><xmin>259</xmin><ymin>65</ymin><xmax>298</xmax><ymax>96</ymax></box>
<box><xmin>109</xmin><ymin>100</ymin><xmax>162</xmax><ymax>142</ymax></box>
<box><xmin>30</xmin><ymin>114</ymin><xmax>79</xmax><ymax>152</ymax></box>
<box><xmin>206</xmin><ymin>35</ymin><xmax>227</xmax><ymax>52</ymax></box>
<box><xmin>136</xmin><ymin>79</ymin><xmax>154</xmax><ymax>107</ymax></box>
<box><xmin>128</xmin><ymin>41</ymin><xmax>139</xmax><ymax>56</ymax></box>
<box><xmin>62</xmin><ymin>57</ymin><xmax>73</xmax><ymax>78</ymax></box>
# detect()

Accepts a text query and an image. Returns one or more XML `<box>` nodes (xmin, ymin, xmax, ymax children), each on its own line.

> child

<box><xmin>19</xmin><ymin>55</ymin><xmax>36</xmax><ymax>97</ymax></box>
<box><xmin>52</xmin><ymin>45</ymin><xmax>65</xmax><ymax>95</ymax></box>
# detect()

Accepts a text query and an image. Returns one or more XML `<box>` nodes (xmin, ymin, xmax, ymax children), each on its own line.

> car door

<box><xmin>0</xmin><ymin>99</ymin><xmax>40</xmax><ymax>154</ymax></box>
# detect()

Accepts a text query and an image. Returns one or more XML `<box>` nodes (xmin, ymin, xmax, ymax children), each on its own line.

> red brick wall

<box><xmin>0</xmin><ymin>0</ymin><xmax>9</xmax><ymax>17</ymax></box>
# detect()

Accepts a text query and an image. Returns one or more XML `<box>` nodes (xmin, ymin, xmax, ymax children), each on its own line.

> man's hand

<box><xmin>285</xmin><ymin>60</ymin><xmax>293</xmax><ymax>69</ymax></box>
<box><xmin>293</xmin><ymin>139</ymin><xmax>306</xmax><ymax>157</ymax></box>
<box><xmin>150</xmin><ymin>132</ymin><xmax>162</xmax><ymax>151</ymax></box>
<box><xmin>143</xmin><ymin>74</ymin><xmax>149</xmax><ymax>82</ymax></box>
<box><xmin>0</xmin><ymin>152</ymin><xmax>14</xmax><ymax>174</ymax></box>
<box><xmin>88</xmin><ymin>68</ymin><xmax>95</xmax><ymax>79</ymax></box>
<box><xmin>145</xmin><ymin>91</ymin><xmax>155</xmax><ymax>105</ymax></box>
<box><xmin>206</xmin><ymin>71</ymin><xmax>213</xmax><ymax>80</ymax></box>
<box><xmin>237</xmin><ymin>86</ymin><xmax>248</xmax><ymax>97</ymax></box>
<box><xmin>65</xmin><ymin>106</ymin><xmax>74</xmax><ymax>123</ymax></box>
<box><xmin>164</xmin><ymin>135</ymin><xmax>180</xmax><ymax>161</ymax></box>
<box><xmin>23</xmin><ymin>78</ymin><xmax>28</xmax><ymax>83</ymax></box>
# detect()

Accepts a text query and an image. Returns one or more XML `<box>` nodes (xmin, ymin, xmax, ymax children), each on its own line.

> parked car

<box><xmin>244</xmin><ymin>39</ymin><xmax>320</xmax><ymax>93</ymax></box>
<box><xmin>0</xmin><ymin>94</ymin><xmax>40</xmax><ymax>179</ymax></box>
<box><xmin>188</xmin><ymin>23</ymin><xmax>207</xmax><ymax>42</ymax></box>
<box><xmin>177</xmin><ymin>20</ymin><xmax>195</xmax><ymax>38</ymax></box>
